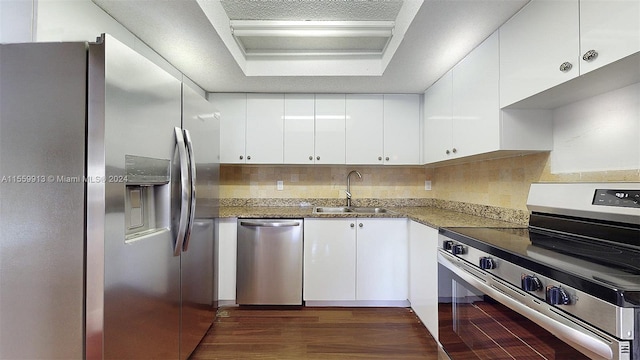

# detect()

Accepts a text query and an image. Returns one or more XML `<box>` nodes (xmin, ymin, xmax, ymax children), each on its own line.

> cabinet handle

<box><xmin>247</xmin><ymin>155</ymin><xmax>251</xmax><ymax>160</ymax></box>
<box><xmin>316</xmin><ymin>156</ymin><xmax>320</xmax><ymax>161</ymax></box>
<box><xmin>239</xmin><ymin>155</ymin><xmax>244</xmax><ymax>160</ymax></box>
<box><xmin>309</xmin><ymin>156</ymin><xmax>313</xmax><ymax>161</ymax></box>
<box><xmin>350</xmin><ymin>223</ymin><xmax>355</xmax><ymax>228</ymax></box>
<box><xmin>559</xmin><ymin>62</ymin><xmax>573</xmax><ymax>72</ymax></box>
<box><xmin>445</xmin><ymin>150</ymin><xmax>450</xmax><ymax>155</ymax></box>
<box><xmin>582</xmin><ymin>50</ymin><xmax>598</xmax><ymax>62</ymax></box>
<box><xmin>359</xmin><ymin>223</ymin><xmax>363</xmax><ymax>228</ymax></box>
<box><xmin>452</xmin><ymin>148</ymin><xmax>457</xmax><ymax>154</ymax></box>
<box><xmin>385</xmin><ymin>156</ymin><xmax>390</xmax><ymax>161</ymax></box>
<box><xmin>378</xmin><ymin>156</ymin><xmax>382</xmax><ymax>161</ymax></box>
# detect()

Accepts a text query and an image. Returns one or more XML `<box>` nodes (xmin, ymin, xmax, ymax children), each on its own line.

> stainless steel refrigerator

<box><xmin>0</xmin><ymin>34</ymin><xmax>219</xmax><ymax>359</ymax></box>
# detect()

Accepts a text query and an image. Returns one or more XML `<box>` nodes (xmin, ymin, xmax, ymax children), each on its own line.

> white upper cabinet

<box><xmin>499</xmin><ymin>0</ymin><xmax>580</xmax><ymax>108</ymax></box>
<box><xmin>423</xmin><ymin>31</ymin><xmax>553</xmax><ymax>164</ymax></box>
<box><xmin>345</xmin><ymin>94</ymin><xmax>384</xmax><ymax>165</ymax></box>
<box><xmin>579</xmin><ymin>0</ymin><xmax>640</xmax><ymax>74</ymax></box>
<box><xmin>500</xmin><ymin>0</ymin><xmax>640</xmax><ymax>108</ymax></box>
<box><xmin>383</xmin><ymin>94</ymin><xmax>421</xmax><ymax>165</ymax></box>
<box><xmin>210</xmin><ymin>93</ymin><xmax>246</xmax><ymax>164</ymax></box>
<box><xmin>423</xmin><ymin>71</ymin><xmax>453</xmax><ymax>164</ymax></box>
<box><xmin>452</xmin><ymin>31</ymin><xmax>500</xmax><ymax>158</ymax></box>
<box><xmin>315</xmin><ymin>94</ymin><xmax>346</xmax><ymax>164</ymax></box>
<box><xmin>245</xmin><ymin>93</ymin><xmax>284</xmax><ymax>164</ymax></box>
<box><xmin>283</xmin><ymin>94</ymin><xmax>315</xmax><ymax>164</ymax></box>
<box><xmin>214</xmin><ymin>92</ymin><xmax>421</xmax><ymax>165</ymax></box>
<box><xmin>346</xmin><ymin>94</ymin><xmax>421</xmax><ymax>165</ymax></box>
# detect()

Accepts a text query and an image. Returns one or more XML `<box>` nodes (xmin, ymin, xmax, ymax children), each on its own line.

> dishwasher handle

<box><xmin>240</xmin><ymin>220</ymin><xmax>301</xmax><ymax>227</ymax></box>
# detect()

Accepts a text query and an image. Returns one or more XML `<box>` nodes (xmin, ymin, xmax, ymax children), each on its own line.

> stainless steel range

<box><xmin>438</xmin><ymin>183</ymin><xmax>639</xmax><ymax>360</ymax></box>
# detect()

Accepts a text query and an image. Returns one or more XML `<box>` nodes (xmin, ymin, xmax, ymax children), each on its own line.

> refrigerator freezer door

<box><xmin>0</xmin><ymin>42</ymin><xmax>87</xmax><ymax>359</ymax></box>
<box><xmin>87</xmin><ymin>35</ymin><xmax>183</xmax><ymax>359</ymax></box>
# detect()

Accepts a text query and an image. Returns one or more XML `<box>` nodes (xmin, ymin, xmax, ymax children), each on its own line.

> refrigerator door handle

<box><xmin>182</xmin><ymin>129</ymin><xmax>197</xmax><ymax>252</ymax></box>
<box><xmin>174</xmin><ymin>127</ymin><xmax>190</xmax><ymax>256</ymax></box>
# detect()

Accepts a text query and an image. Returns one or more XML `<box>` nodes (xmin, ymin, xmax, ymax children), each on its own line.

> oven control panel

<box><xmin>593</xmin><ymin>189</ymin><xmax>640</xmax><ymax>208</ymax></box>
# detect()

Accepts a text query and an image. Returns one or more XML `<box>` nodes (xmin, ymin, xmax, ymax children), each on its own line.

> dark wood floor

<box><xmin>190</xmin><ymin>306</ymin><xmax>443</xmax><ymax>360</ymax></box>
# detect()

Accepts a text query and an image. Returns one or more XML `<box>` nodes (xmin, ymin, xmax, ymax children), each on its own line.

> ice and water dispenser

<box><xmin>124</xmin><ymin>155</ymin><xmax>171</xmax><ymax>241</ymax></box>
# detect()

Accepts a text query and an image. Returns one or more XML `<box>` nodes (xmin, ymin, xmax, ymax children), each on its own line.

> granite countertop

<box><xmin>219</xmin><ymin>205</ymin><xmax>525</xmax><ymax>230</ymax></box>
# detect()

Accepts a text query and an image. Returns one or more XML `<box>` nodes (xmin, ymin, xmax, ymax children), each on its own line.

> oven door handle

<box><xmin>438</xmin><ymin>250</ymin><xmax>617</xmax><ymax>360</ymax></box>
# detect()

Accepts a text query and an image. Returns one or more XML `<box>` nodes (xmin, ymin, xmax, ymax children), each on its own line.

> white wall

<box><xmin>1</xmin><ymin>0</ymin><xmax>204</xmax><ymax>96</ymax></box>
<box><xmin>0</xmin><ymin>0</ymin><xmax>35</xmax><ymax>42</ymax></box>
<box><xmin>36</xmin><ymin>0</ymin><xmax>182</xmax><ymax>80</ymax></box>
<box><xmin>551</xmin><ymin>82</ymin><xmax>640</xmax><ymax>174</ymax></box>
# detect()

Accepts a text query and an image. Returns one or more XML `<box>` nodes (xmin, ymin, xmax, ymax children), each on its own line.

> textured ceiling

<box><xmin>220</xmin><ymin>0</ymin><xmax>403</xmax><ymax>21</ymax></box>
<box><xmin>92</xmin><ymin>0</ymin><xmax>529</xmax><ymax>93</ymax></box>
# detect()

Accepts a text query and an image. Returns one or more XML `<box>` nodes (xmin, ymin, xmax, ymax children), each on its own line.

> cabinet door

<box><xmin>217</xmin><ymin>218</ymin><xmax>237</xmax><ymax>302</ymax></box>
<box><xmin>408</xmin><ymin>221</ymin><xmax>439</xmax><ymax>339</ymax></box>
<box><xmin>499</xmin><ymin>0</ymin><xmax>579</xmax><ymax>107</ymax></box>
<box><xmin>356</xmin><ymin>218</ymin><xmax>408</xmax><ymax>301</ymax></box>
<box><xmin>245</xmin><ymin>93</ymin><xmax>284</xmax><ymax>164</ymax></box>
<box><xmin>452</xmin><ymin>31</ymin><xmax>500</xmax><ymax>157</ymax></box>
<box><xmin>383</xmin><ymin>94</ymin><xmax>420</xmax><ymax>165</ymax></box>
<box><xmin>303</xmin><ymin>219</ymin><xmax>356</xmax><ymax>301</ymax></box>
<box><xmin>580</xmin><ymin>0</ymin><xmax>640</xmax><ymax>75</ymax></box>
<box><xmin>315</xmin><ymin>94</ymin><xmax>346</xmax><ymax>164</ymax></box>
<box><xmin>210</xmin><ymin>93</ymin><xmax>246</xmax><ymax>164</ymax></box>
<box><xmin>284</xmin><ymin>94</ymin><xmax>315</xmax><ymax>164</ymax></box>
<box><xmin>423</xmin><ymin>71</ymin><xmax>453</xmax><ymax>164</ymax></box>
<box><xmin>346</xmin><ymin>94</ymin><xmax>384</xmax><ymax>164</ymax></box>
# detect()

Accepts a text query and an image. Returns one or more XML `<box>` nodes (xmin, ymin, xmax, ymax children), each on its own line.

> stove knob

<box><xmin>479</xmin><ymin>257</ymin><xmax>496</xmax><ymax>270</ymax></box>
<box><xmin>521</xmin><ymin>275</ymin><xmax>542</xmax><ymax>292</ymax></box>
<box><xmin>452</xmin><ymin>244</ymin><xmax>465</xmax><ymax>255</ymax></box>
<box><xmin>546</xmin><ymin>286</ymin><xmax>571</xmax><ymax>305</ymax></box>
<box><xmin>442</xmin><ymin>240</ymin><xmax>454</xmax><ymax>251</ymax></box>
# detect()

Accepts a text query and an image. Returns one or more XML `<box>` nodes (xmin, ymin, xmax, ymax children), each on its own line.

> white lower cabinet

<box><xmin>303</xmin><ymin>218</ymin><xmax>357</xmax><ymax>301</ymax></box>
<box><xmin>217</xmin><ymin>218</ymin><xmax>238</xmax><ymax>302</ymax></box>
<box><xmin>356</xmin><ymin>218</ymin><xmax>408</xmax><ymax>301</ymax></box>
<box><xmin>408</xmin><ymin>220</ymin><xmax>439</xmax><ymax>339</ymax></box>
<box><xmin>303</xmin><ymin>218</ymin><xmax>408</xmax><ymax>303</ymax></box>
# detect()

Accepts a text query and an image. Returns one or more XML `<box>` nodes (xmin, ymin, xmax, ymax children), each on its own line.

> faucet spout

<box><xmin>346</xmin><ymin>170</ymin><xmax>362</xmax><ymax>207</ymax></box>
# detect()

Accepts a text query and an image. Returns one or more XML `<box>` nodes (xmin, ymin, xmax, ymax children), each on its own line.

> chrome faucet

<box><xmin>345</xmin><ymin>170</ymin><xmax>362</xmax><ymax>207</ymax></box>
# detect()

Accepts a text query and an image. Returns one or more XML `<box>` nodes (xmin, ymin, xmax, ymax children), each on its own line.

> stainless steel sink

<box><xmin>312</xmin><ymin>206</ymin><xmax>394</xmax><ymax>214</ymax></box>
<box><xmin>349</xmin><ymin>207</ymin><xmax>391</xmax><ymax>214</ymax></box>
<box><xmin>313</xmin><ymin>207</ymin><xmax>353</xmax><ymax>213</ymax></box>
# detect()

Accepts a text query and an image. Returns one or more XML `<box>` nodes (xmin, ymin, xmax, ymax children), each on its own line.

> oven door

<box><xmin>437</xmin><ymin>249</ymin><xmax>630</xmax><ymax>360</ymax></box>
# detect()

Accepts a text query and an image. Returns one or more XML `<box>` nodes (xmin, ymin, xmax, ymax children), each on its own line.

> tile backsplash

<box><xmin>220</xmin><ymin>165</ymin><xmax>428</xmax><ymax>200</ymax></box>
<box><xmin>220</xmin><ymin>152</ymin><xmax>639</xmax><ymax>212</ymax></box>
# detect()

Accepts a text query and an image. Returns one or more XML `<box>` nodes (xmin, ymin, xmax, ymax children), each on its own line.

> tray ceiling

<box><xmin>199</xmin><ymin>0</ymin><xmax>421</xmax><ymax>76</ymax></box>
<box><xmin>91</xmin><ymin>0</ymin><xmax>529</xmax><ymax>93</ymax></box>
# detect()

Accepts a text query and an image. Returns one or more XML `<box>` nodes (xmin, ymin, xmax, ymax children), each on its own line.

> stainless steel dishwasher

<box><xmin>236</xmin><ymin>219</ymin><xmax>303</xmax><ymax>305</ymax></box>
